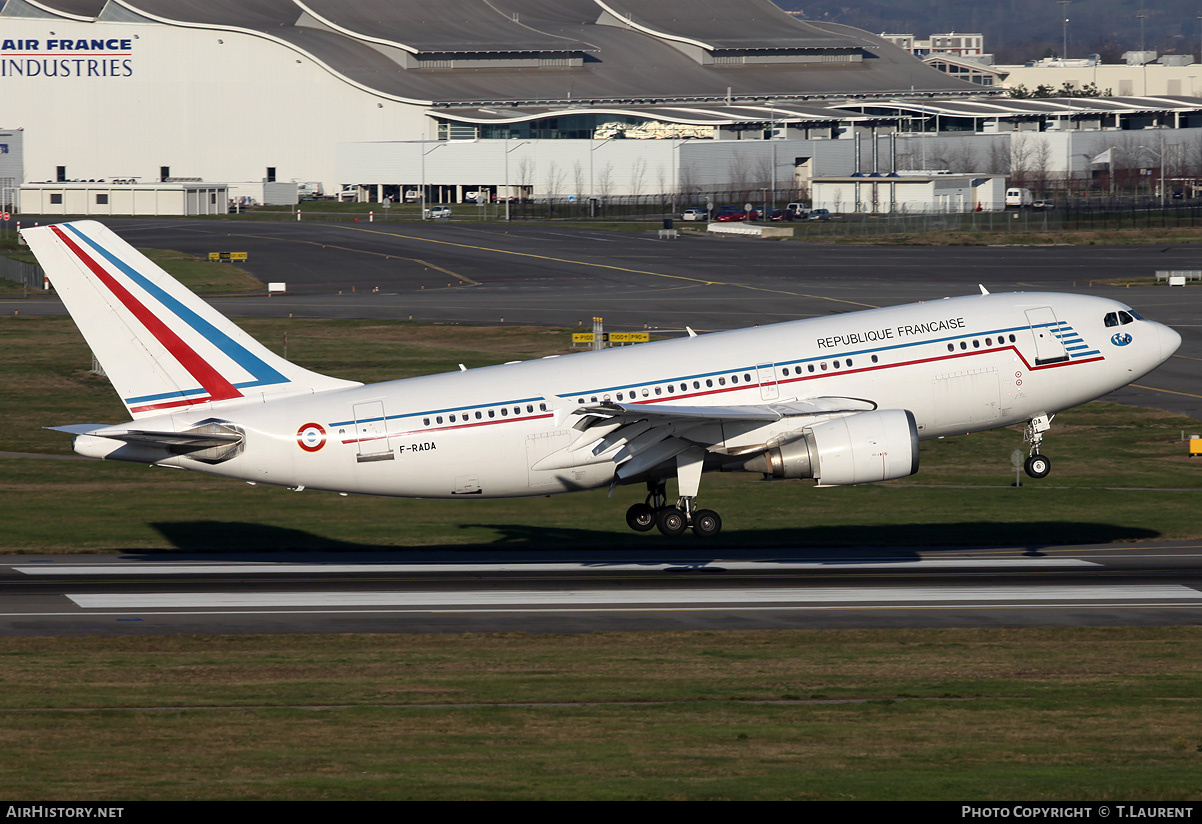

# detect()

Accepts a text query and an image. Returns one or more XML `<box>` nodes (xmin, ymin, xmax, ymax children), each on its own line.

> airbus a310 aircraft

<box><xmin>25</xmin><ymin>220</ymin><xmax>1181</xmax><ymax>537</ymax></box>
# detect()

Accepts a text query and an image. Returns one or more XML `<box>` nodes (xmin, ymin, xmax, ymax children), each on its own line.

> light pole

<box><xmin>588</xmin><ymin>136</ymin><xmax>614</xmax><ymax>217</ymax></box>
<box><xmin>768</xmin><ymin>101</ymin><xmax>778</xmax><ymax>211</ymax></box>
<box><xmin>420</xmin><ymin>141</ymin><xmax>446</xmax><ymax>220</ymax></box>
<box><xmin>503</xmin><ymin>137</ymin><xmax>529</xmax><ymax>222</ymax></box>
<box><xmin>1059</xmin><ymin>0</ymin><xmax>1070</xmax><ymax>59</ymax></box>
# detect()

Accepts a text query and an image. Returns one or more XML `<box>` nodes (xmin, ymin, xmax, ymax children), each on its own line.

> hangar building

<box><xmin>3</xmin><ymin>0</ymin><xmax>1202</xmax><ymax>212</ymax></box>
<box><xmin>0</xmin><ymin>0</ymin><xmax>982</xmax><ymax>203</ymax></box>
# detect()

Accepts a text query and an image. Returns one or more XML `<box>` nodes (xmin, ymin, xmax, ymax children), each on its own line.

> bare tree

<box><xmin>629</xmin><ymin>157</ymin><xmax>647</xmax><ymax>200</ymax></box>
<box><xmin>516</xmin><ymin>156</ymin><xmax>535</xmax><ymax>200</ymax></box>
<box><xmin>1029</xmin><ymin>137</ymin><xmax>1053</xmax><ymax>194</ymax></box>
<box><xmin>572</xmin><ymin>160</ymin><xmax>585</xmax><ymax>202</ymax></box>
<box><xmin>544</xmin><ymin>161</ymin><xmax>565</xmax><ymax>202</ymax></box>
<box><xmin>987</xmin><ymin>140</ymin><xmax>1011</xmax><ymax>176</ymax></box>
<box><xmin>1009</xmin><ymin>133</ymin><xmax>1034</xmax><ymax>189</ymax></box>
<box><xmin>597</xmin><ymin>161</ymin><xmax>615</xmax><ymax>200</ymax></box>
<box><xmin>945</xmin><ymin>143</ymin><xmax>980</xmax><ymax>174</ymax></box>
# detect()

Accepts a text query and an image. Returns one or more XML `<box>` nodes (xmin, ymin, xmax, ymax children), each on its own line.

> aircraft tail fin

<box><xmin>21</xmin><ymin>220</ymin><xmax>358</xmax><ymax>419</ymax></box>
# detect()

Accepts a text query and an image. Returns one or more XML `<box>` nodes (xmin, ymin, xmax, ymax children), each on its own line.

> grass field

<box><xmin>2</xmin><ymin>629</ymin><xmax>1201</xmax><ymax>800</ymax></box>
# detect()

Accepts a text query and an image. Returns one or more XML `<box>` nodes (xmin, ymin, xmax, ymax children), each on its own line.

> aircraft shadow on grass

<box><xmin>129</xmin><ymin>520</ymin><xmax>1160</xmax><ymax>564</ymax></box>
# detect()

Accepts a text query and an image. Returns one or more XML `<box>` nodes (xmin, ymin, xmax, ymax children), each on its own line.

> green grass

<box><xmin>0</xmin><ymin>315</ymin><xmax>1198</xmax><ymax>552</ymax></box>
<box><xmin>1</xmin><ymin>246</ymin><xmax>262</xmax><ymax>294</ymax></box>
<box><xmin>2</xmin><ymin>629</ymin><xmax>1201</xmax><ymax>799</ymax></box>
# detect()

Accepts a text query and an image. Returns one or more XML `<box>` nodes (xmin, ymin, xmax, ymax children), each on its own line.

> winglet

<box><xmin>979</xmin><ymin>284</ymin><xmax>990</xmax><ymax>295</ymax></box>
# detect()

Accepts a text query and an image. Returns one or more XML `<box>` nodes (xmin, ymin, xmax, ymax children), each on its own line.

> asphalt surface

<box><xmin>3</xmin><ymin>542</ymin><xmax>1201</xmax><ymax>636</ymax></box>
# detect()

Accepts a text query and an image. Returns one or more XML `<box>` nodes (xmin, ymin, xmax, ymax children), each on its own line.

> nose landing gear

<box><xmin>1023</xmin><ymin>414</ymin><xmax>1053</xmax><ymax>479</ymax></box>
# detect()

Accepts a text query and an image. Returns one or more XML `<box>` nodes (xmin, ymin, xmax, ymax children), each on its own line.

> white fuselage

<box><xmin>75</xmin><ymin>292</ymin><xmax>1178</xmax><ymax>499</ymax></box>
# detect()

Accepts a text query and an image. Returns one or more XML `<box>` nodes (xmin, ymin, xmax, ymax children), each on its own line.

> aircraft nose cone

<box><xmin>1159</xmin><ymin>323</ymin><xmax>1182</xmax><ymax>362</ymax></box>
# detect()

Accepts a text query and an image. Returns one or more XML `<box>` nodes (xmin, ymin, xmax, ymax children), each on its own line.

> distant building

<box><xmin>881</xmin><ymin>32</ymin><xmax>989</xmax><ymax>60</ymax></box>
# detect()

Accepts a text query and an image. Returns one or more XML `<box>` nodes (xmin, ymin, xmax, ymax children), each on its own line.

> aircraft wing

<box><xmin>534</xmin><ymin>396</ymin><xmax>877</xmax><ymax>478</ymax></box>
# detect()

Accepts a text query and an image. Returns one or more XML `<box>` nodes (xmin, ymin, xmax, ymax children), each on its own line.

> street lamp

<box><xmin>588</xmin><ymin>136</ymin><xmax>614</xmax><ymax>217</ymax></box>
<box><xmin>1059</xmin><ymin>0</ymin><xmax>1070</xmax><ymax>59</ymax></box>
<box><xmin>420</xmin><ymin>141</ymin><xmax>446</xmax><ymax>220</ymax></box>
<box><xmin>503</xmin><ymin>136</ymin><xmax>529</xmax><ymax>222</ymax></box>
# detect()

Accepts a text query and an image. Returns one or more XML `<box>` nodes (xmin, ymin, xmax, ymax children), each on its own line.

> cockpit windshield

<box><xmin>1104</xmin><ymin>310</ymin><xmax>1139</xmax><ymax>327</ymax></box>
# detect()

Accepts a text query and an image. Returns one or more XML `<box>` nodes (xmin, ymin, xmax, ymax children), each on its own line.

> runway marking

<box><xmin>1129</xmin><ymin>383</ymin><xmax>1202</xmax><ymax>400</ymax></box>
<box><xmin>10</xmin><ymin>603</ymin><xmax>1202</xmax><ymax>619</ymax></box>
<box><xmin>336</xmin><ymin>225</ymin><xmax>882</xmax><ymax>309</ymax></box>
<box><xmin>64</xmin><ymin>585</ymin><xmax>1199</xmax><ymax>610</ymax></box>
<box><xmin>412</xmin><ymin>259</ymin><xmax>479</xmax><ymax>286</ymax></box>
<box><xmin>15</xmin><ymin>559</ymin><xmax>1101</xmax><ymax>575</ymax></box>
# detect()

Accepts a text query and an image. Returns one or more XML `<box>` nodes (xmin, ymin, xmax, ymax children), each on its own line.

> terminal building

<box><xmin>4</xmin><ymin>0</ymin><xmax>1202</xmax><ymax>213</ymax></box>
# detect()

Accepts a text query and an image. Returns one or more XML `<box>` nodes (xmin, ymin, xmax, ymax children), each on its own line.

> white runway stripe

<box><xmin>65</xmin><ymin>585</ymin><xmax>1201</xmax><ymax>610</ymax></box>
<box><xmin>18</xmin><ymin>558</ymin><xmax>1099</xmax><ymax>575</ymax></box>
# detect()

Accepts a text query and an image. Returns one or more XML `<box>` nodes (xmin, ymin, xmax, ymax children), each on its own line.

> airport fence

<box><xmin>0</xmin><ymin>255</ymin><xmax>43</xmax><ymax>290</ymax></box>
<box><xmin>788</xmin><ymin>197</ymin><xmax>1202</xmax><ymax>239</ymax></box>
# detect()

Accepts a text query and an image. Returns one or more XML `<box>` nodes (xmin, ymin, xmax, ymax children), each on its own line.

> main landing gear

<box><xmin>1023</xmin><ymin>414</ymin><xmax>1053</xmax><ymax>479</ymax></box>
<box><xmin>625</xmin><ymin>480</ymin><xmax>723</xmax><ymax>538</ymax></box>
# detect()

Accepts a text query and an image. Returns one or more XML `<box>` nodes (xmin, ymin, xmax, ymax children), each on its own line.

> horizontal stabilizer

<box><xmin>99</xmin><ymin>429</ymin><xmax>244</xmax><ymax>451</ymax></box>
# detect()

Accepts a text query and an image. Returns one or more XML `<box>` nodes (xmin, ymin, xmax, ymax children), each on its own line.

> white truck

<box><xmin>1005</xmin><ymin>187</ymin><xmax>1033</xmax><ymax>208</ymax></box>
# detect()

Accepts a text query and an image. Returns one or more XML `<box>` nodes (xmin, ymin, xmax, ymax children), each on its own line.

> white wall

<box><xmin>0</xmin><ymin>17</ymin><xmax>425</xmax><ymax>193</ymax></box>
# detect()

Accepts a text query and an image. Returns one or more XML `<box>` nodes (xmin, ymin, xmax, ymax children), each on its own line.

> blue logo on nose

<box><xmin>1110</xmin><ymin>332</ymin><xmax>1132</xmax><ymax>346</ymax></box>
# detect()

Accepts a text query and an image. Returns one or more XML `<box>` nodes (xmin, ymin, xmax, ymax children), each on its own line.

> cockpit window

<box><xmin>1128</xmin><ymin>309</ymin><xmax>1145</xmax><ymax>320</ymax></box>
<box><xmin>1104</xmin><ymin>312</ymin><xmax>1119</xmax><ymax>327</ymax></box>
<box><xmin>1118</xmin><ymin>311</ymin><xmax>1134</xmax><ymax>325</ymax></box>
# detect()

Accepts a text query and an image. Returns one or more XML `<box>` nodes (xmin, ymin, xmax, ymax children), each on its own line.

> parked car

<box><xmin>808</xmin><ymin>208</ymin><xmax>832</xmax><ymax>221</ymax></box>
<box><xmin>1031</xmin><ymin>200</ymin><xmax>1055</xmax><ymax>210</ymax></box>
<box><xmin>713</xmin><ymin>208</ymin><xmax>746</xmax><ymax>222</ymax></box>
<box><xmin>769</xmin><ymin>208</ymin><xmax>794</xmax><ymax>222</ymax></box>
<box><xmin>786</xmin><ymin>202</ymin><xmax>809</xmax><ymax>217</ymax></box>
<box><xmin>681</xmin><ymin>208</ymin><xmax>710</xmax><ymax>221</ymax></box>
<box><xmin>424</xmin><ymin>206</ymin><xmax>452</xmax><ymax>219</ymax></box>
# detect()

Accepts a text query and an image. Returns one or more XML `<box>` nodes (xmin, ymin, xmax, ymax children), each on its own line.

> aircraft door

<box><xmin>757</xmin><ymin>363</ymin><xmax>779</xmax><ymax>400</ymax></box>
<box><xmin>1025</xmin><ymin>307</ymin><xmax>1068</xmax><ymax>365</ymax></box>
<box><xmin>352</xmin><ymin>401</ymin><xmax>395</xmax><ymax>462</ymax></box>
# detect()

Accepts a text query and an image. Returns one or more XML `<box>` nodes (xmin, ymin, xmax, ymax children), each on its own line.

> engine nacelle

<box><xmin>735</xmin><ymin>409</ymin><xmax>920</xmax><ymax>485</ymax></box>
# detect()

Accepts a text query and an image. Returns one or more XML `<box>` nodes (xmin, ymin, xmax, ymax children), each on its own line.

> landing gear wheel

<box><xmin>1024</xmin><ymin>454</ymin><xmax>1051</xmax><ymax>479</ymax></box>
<box><xmin>655</xmin><ymin>506</ymin><xmax>688</xmax><ymax>537</ymax></box>
<box><xmin>625</xmin><ymin>503</ymin><xmax>656</xmax><ymax>532</ymax></box>
<box><xmin>690</xmin><ymin>509</ymin><xmax>722</xmax><ymax>538</ymax></box>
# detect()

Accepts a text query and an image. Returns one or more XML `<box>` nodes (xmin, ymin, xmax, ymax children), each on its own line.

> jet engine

<box><xmin>734</xmin><ymin>409</ymin><xmax>919</xmax><ymax>485</ymax></box>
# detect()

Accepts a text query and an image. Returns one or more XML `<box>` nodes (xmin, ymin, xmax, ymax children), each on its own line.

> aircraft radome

<box><xmin>23</xmin><ymin>220</ymin><xmax>1181</xmax><ymax>537</ymax></box>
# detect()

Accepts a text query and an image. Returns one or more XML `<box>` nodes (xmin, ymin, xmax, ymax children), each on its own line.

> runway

<box><xmin>4</xmin><ymin>543</ymin><xmax>1201</xmax><ymax>635</ymax></box>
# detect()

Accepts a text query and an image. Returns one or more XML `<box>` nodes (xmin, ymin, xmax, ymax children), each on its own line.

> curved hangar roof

<box><xmin>11</xmin><ymin>0</ymin><xmax>984</xmax><ymax>107</ymax></box>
